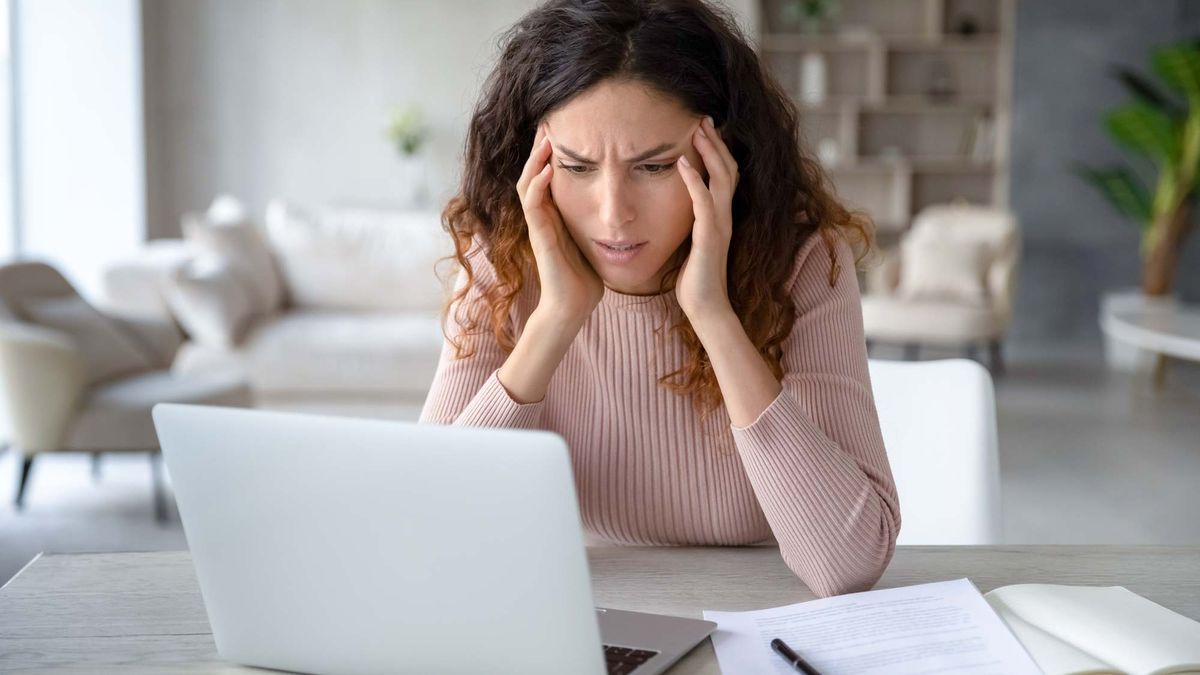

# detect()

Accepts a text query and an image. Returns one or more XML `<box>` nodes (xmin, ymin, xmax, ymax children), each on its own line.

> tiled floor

<box><xmin>2</xmin><ymin>344</ymin><xmax>1198</xmax><ymax>587</ymax></box>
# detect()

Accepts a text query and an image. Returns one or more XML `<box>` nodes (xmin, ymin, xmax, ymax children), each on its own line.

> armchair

<box><xmin>861</xmin><ymin>203</ymin><xmax>1020</xmax><ymax>374</ymax></box>
<box><xmin>0</xmin><ymin>261</ymin><xmax>252</xmax><ymax>520</ymax></box>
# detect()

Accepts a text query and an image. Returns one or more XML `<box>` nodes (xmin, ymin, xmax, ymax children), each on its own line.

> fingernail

<box><xmin>705</xmin><ymin>115</ymin><xmax>714</xmax><ymax>128</ymax></box>
<box><xmin>697</xmin><ymin>125</ymin><xmax>707</xmax><ymax>138</ymax></box>
<box><xmin>679</xmin><ymin>155</ymin><xmax>691</xmax><ymax>167</ymax></box>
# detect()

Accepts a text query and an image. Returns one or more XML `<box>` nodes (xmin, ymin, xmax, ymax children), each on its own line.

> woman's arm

<box><xmin>695</xmin><ymin>234</ymin><xmax>901</xmax><ymax>598</ymax></box>
<box><xmin>420</xmin><ymin>245</ymin><xmax>581</xmax><ymax>428</ymax></box>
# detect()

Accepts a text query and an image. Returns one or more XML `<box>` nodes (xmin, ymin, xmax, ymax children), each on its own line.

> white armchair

<box><xmin>862</xmin><ymin>203</ymin><xmax>1020</xmax><ymax>374</ymax></box>
<box><xmin>0</xmin><ymin>261</ymin><xmax>252</xmax><ymax>520</ymax></box>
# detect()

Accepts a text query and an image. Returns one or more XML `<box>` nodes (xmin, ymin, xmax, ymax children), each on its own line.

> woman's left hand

<box><xmin>675</xmin><ymin>115</ymin><xmax>739</xmax><ymax>324</ymax></box>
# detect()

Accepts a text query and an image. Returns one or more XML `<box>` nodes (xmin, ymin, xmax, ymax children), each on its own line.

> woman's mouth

<box><xmin>594</xmin><ymin>239</ymin><xmax>648</xmax><ymax>264</ymax></box>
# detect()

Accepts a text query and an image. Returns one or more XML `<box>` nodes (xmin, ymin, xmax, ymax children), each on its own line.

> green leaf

<box><xmin>1072</xmin><ymin>163</ymin><xmax>1153</xmax><ymax>227</ymax></box>
<box><xmin>1152</xmin><ymin>41</ymin><xmax>1200</xmax><ymax>101</ymax></box>
<box><xmin>1112</xmin><ymin>66</ymin><xmax>1186</xmax><ymax>118</ymax></box>
<box><xmin>1105</xmin><ymin>102</ymin><xmax>1178</xmax><ymax>163</ymax></box>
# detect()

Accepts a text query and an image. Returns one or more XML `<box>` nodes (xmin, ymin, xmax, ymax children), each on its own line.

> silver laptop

<box><xmin>152</xmin><ymin>403</ymin><xmax>715</xmax><ymax>675</ymax></box>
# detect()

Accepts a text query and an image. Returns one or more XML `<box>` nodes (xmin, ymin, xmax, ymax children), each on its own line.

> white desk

<box><xmin>2</xmin><ymin>546</ymin><xmax>1199</xmax><ymax>673</ymax></box>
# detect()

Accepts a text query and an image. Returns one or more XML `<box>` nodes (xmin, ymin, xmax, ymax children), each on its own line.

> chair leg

<box><xmin>903</xmin><ymin>343</ymin><xmax>920</xmax><ymax>361</ymax></box>
<box><xmin>150</xmin><ymin>452</ymin><xmax>168</xmax><ymax>523</ymax></box>
<box><xmin>989</xmin><ymin>340</ymin><xmax>1005</xmax><ymax>377</ymax></box>
<box><xmin>966</xmin><ymin>343</ymin><xmax>980</xmax><ymax>363</ymax></box>
<box><xmin>91</xmin><ymin>452</ymin><xmax>102</xmax><ymax>483</ymax></box>
<box><xmin>15</xmin><ymin>454</ymin><xmax>34</xmax><ymax>510</ymax></box>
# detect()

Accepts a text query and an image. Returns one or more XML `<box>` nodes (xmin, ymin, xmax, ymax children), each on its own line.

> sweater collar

<box><xmin>600</xmin><ymin>284</ymin><xmax>673</xmax><ymax>313</ymax></box>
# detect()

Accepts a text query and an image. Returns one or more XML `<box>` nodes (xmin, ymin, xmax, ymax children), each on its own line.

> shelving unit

<box><xmin>759</xmin><ymin>0</ymin><xmax>1014</xmax><ymax>240</ymax></box>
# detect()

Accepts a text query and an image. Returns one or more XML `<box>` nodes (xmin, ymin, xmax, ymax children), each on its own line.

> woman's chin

<box><xmin>599</xmin><ymin>270</ymin><xmax>664</xmax><ymax>296</ymax></box>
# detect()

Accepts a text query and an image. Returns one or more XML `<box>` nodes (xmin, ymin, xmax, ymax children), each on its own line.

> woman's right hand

<box><xmin>516</xmin><ymin>123</ymin><xmax>604</xmax><ymax>325</ymax></box>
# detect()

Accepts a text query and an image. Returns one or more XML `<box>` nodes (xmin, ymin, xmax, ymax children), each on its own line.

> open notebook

<box><xmin>984</xmin><ymin>583</ymin><xmax>1200</xmax><ymax>675</ymax></box>
<box><xmin>703</xmin><ymin>578</ymin><xmax>1200</xmax><ymax>675</ymax></box>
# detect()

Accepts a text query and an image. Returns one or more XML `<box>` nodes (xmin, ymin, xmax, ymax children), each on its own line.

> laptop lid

<box><xmin>152</xmin><ymin>403</ymin><xmax>607</xmax><ymax>675</ymax></box>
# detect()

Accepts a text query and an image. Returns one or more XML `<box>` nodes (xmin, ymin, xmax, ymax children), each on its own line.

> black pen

<box><xmin>770</xmin><ymin>637</ymin><xmax>822</xmax><ymax>675</ymax></box>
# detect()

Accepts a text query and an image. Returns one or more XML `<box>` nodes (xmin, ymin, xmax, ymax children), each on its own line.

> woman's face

<box><xmin>542</xmin><ymin>79</ymin><xmax>707</xmax><ymax>295</ymax></box>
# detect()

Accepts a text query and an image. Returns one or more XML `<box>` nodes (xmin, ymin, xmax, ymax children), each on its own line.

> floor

<box><xmin>2</xmin><ymin>344</ymin><xmax>1198</xmax><ymax>587</ymax></box>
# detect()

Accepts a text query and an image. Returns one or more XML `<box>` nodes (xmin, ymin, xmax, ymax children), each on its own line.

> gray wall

<box><xmin>1008</xmin><ymin>0</ymin><xmax>1200</xmax><ymax>347</ymax></box>
<box><xmin>140</xmin><ymin>0</ymin><xmax>757</xmax><ymax>241</ymax></box>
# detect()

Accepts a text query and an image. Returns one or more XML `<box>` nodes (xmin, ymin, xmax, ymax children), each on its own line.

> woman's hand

<box><xmin>675</xmin><ymin>115</ymin><xmax>739</xmax><ymax>325</ymax></box>
<box><xmin>517</xmin><ymin>123</ymin><xmax>605</xmax><ymax>325</ymax></box>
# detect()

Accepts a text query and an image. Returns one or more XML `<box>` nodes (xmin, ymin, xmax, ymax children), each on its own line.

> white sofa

<box><xmin>101</xmin><ymin>197</ymin><xmax>454</xmax><ymax>419</ymax></box>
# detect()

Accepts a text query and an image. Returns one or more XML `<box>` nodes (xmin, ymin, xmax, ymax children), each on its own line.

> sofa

<box><xmin>101</xmin><ymin>196</ymin><xmax>454</xmax><ymax>419</ymax></box>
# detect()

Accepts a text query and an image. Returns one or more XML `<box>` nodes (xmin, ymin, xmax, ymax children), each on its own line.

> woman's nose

<box><xmin>596</xmin><ymin>171</ymin><xmax>636</xmax><ymax>229</ymax></box>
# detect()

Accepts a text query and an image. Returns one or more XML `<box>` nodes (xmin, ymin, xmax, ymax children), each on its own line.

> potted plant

<box><xmin>781</xmin><ymin>1</ymin><xmax>839</xmax><ymax>106</ymax></box>
<box><xmin>780</xmin><ymin>0</ymin><xmax>839</xmax><ymax>35</ymax></box>
<box><xmin>1076</xmin><ymin>39</ymin><xmax>1200</xmax><ymax>296</ymax></box>
<box><xmin>385</xmin><ymin>104</ymin><xmax>431</xmax><ymax>208</ymax></box>
<box><xmin>1074</xmin><ymin>39</ymin><xmax>1200</xmax><ymax>370</ymax></box>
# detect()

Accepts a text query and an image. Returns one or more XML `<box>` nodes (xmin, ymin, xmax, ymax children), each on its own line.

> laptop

<box><xmin>152</xmin><ymin>403</ymin><xmax>716</xmax><ymax>675</ymax></box>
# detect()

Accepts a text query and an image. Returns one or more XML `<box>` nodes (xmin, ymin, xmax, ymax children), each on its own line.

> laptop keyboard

<box><xmin>603</xmin><ymin>644</ymin><xmax>659</xmax><ymax>674</ymax></box>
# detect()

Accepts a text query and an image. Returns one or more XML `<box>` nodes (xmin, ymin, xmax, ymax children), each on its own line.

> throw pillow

<box><xmin>162</xmin><ymin>256</ymin><xmax>255</xmax><ymax>349</ymax></box>
<box><xmin>182</xmin><ymin>195</ymin><xmax>285</xmax><ymax>315</ymax></box>
<box><xmin>896</xmin><ymin>237</ymin><xmax>992</xmax><ymax>306</ymax></box>
<box><xmin>264</xmin><ymin>199</ymin><xmax>451</xmax><ymax>311</ymax></box>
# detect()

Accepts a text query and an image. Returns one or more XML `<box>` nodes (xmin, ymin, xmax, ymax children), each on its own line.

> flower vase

<box><xmin>394</xmin><ymin>154</ymin><xmax>429</xmax><ymax>209</ymax></box>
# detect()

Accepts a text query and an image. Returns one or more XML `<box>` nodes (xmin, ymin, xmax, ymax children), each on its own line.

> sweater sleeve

<box><xmin>729</xmin><ymin>233</ymin><xmax>902</xmax><ymax>598</ymax></box>
<box><xmin>418</xmin><ymin>242</ymin><xmax>545</xmax><ymax>429</ymax></box>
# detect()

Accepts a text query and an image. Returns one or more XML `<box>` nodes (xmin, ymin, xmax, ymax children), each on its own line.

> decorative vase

<box><xmin>799</xmin><ymin>51</ymin><xmax>827</xmax><ymax>105</ymax></box>
<box><xmin>817</xmin><ymin>137</ymin><xmax>840</xmax><ymax>166</ymax></box>
<box><xmin>394</xmin><ymin>154</ymin><xmax>429</xmax><ymax>209</ymax></box>
<box><xmin>925</xmin><ymin>59</ymin><xmax>957</xmax><ymax>102</ymax></box>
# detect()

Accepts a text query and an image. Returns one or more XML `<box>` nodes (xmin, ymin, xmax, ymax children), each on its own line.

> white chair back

<box><xmin>868</xmin><ymin>358</ymin><xmax>1002</xmax><ymax>544</ymax></box>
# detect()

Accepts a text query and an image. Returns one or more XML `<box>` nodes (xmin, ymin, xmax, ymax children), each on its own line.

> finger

<box><xmin>692</xmin><ymin>125</ymin><xmax>735</xmax><ymax>198</ymax></box>
<box><xmin>524</xmin><ymin>162</ymin><xmax>553</xmax><ymax>211</ymax></box>
<box><xmin>518</xmin><ymin>134</ymin><xmax>551</xmax><ymax>194</ymax></box>
<box><xmin>677</xmin><ymin>155</ymin><xmax>715</xmax><ymax>220</ymax></box>
<box><xmin>703</xmin><ymin>116</ymin><xmax>738</xmax><ymax>178</ymax></box>
<box><xmin>517</xmin><ymin>130</ymin><xmax>552</xmax><ymax>195</ymax></box>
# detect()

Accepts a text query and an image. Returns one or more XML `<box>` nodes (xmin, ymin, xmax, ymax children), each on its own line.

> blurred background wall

<box><xmin>1008</xmin><ymin>0</ymin><xmax>1200</xmax><ymax>346</ymax></box>
<box><xmin>16</xmin><ymin>0</ymin><xmax>1200</xmax><ymax>346</ymax></box>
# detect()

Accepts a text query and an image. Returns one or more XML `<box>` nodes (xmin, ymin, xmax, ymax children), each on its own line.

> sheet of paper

<box><xmin>702</xmin><ymin>578</ymin><xmax>1042</xmax><ymax>675</ymax></box>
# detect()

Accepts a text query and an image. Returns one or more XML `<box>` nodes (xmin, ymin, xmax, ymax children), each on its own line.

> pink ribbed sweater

<box><xmin>419</xmin><ymin>233</ymin><xmax>901</xmax><ymax>598</ymax></box>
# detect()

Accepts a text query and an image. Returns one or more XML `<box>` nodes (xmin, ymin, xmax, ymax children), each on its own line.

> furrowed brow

<box><xmin>555</xmin><ymin>142</ymin><xmax>677</xmax><ymax>164</ymax></box>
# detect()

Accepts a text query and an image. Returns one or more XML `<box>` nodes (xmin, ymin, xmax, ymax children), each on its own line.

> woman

<box><xmin>420</xmin><ymin>0</ymin><xmax>901</xmax><ymax>598</ymax></box>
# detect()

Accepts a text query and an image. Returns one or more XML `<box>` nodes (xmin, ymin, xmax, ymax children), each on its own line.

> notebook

<box><xmin>985</xmin><ymin>582</ymin><xmax>1200</xmax><ymax>675</ymax></box>
<box><xmin>703</xmin><ymin>578</ymin><xmax>1200</xmax><ymax>675</ymax></box>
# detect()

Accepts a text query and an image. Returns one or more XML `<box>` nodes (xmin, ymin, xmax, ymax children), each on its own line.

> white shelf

<box><xmin>797</xmin><ymin>96</ymin><xmax>993</xmax><ymax>113</ymax></box>
<box><xmin>762</xmin><ymin>32</ymin><xmax>1002</xmax><ymax>53</ymax></box>
<box><xmin>761</xmin><ymin>0</ymin><xmax>1013</xmax><ymax>234</ymax></box>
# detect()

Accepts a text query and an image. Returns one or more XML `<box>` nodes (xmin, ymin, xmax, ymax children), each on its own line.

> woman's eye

<box><xmin>553</xmin><ymin>162</ymin><xmax>676</xmax><ymax>176</ymax></box>
<box><xmin>641</xmin><ymin>162</ymin><xmax>677</xmax><ymax>175</ymax></box>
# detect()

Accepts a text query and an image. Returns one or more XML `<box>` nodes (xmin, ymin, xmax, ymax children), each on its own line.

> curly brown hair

<box><xmin>440</xmin><ymin>0</ymin><xmax>873</xmax><ymax>415</ymax></box>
